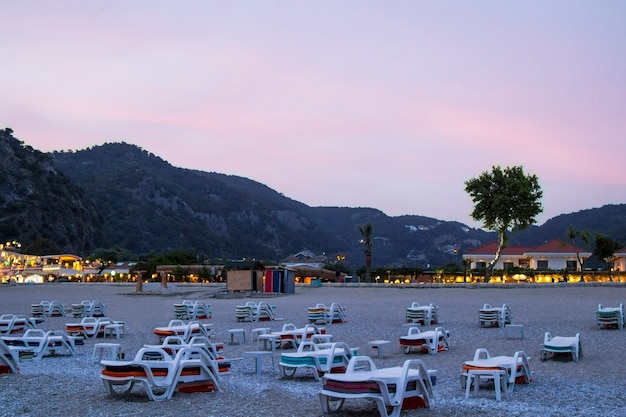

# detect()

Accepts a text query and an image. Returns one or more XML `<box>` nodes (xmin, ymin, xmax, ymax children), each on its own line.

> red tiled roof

<box><xmin>525</xmin><ymin>239</ymin><xmax>589</xmax><ymax>254</ymax></box>
<box><xmin>464</xmin><ymin>242</ymin><xmax>529</xmax><ymax>256</ymax></box>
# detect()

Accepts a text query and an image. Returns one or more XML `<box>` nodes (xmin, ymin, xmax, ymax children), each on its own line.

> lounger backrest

<box><xmin>406</xmin><ymin>326</ymin><xmax>421</xmax><ymax>336</ymax></box>
<box><xmin>345</xmin><ymin>355</ymin><xmax>377</xmax><ymax>373</ymax></box>
<box><xmin>473</xmin><ymin>348</ymin><xmax>491</xmax><ymax>360</ymax></box>
<box><xmin>24</xmin><ymin>329</ymin><xmax>46</xmax><ymax>338</ymax></box>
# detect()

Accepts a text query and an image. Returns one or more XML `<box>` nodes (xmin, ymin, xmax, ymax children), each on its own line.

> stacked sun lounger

<box><xmin>307</xmin><ymin>303</ymin><xmax>347</xmax><ymax>324</ymax></box>
<box><xmin>100</xmin><ymin>346</ymin><xmax>221</xmax><ymax>401</ymax></box>
<box><xmin>2</xmin><ymin>329</ymin><xmax>77</xmax><ymax>360</ymax></box>
<box><xmin>71</xmin><ymin>300</ymin><xmax>107</xmax><ymax>318</ymax></box>
<box><xmin>540</xmin><ymin>332</ymin><xmax>582</xmax><ymax>362</ymax></box>
<box><xmin>319</xmin><ymin>356</ymin><xmax>435</xmax><ymax>416</ymax></box>
<box><xmin>144</xmin><ymin>335</ymin><xmax>234</xmax><ymax>375</ymax></box>
<box><xmin>152</xmin><ymin>320</ymin><xmax>214</xmax><ymax>342</ymax></box>
<box><xmin>406</xmin><ymin>302</ymin><xmax>439</xmax><ymax>325</ymax></box>
<box><xmin>479</xmin><ymin>304</ymin><xmax>512</xmax><ymax>328</ymax></box>
<box><xmin>596</xmin><ymin>303</ymin><xmax>624</xmax><ymax>330</ymax></box>
<box><xmin>65</xmin><ymin>317</ymin><xmax>115</xmax><ymax>338</ymax></box>
<box><xmin>174</xmin><ymin>300</ymin><xmax>212</xmax><ymax>320</ymax></box>
<box><xmin>0</xmin><ymin>314</ymin><xmax>41</xmax><ymax>335</ymax></box>
<box><xmin>31</xmin><ymin>300</ymin><xmax>66</xmax><ymax>317</ymax></box>
<box><xmin>235</xmin><ymin>302</ymin><xmax>276</xmax><ymax>322</ymax></box>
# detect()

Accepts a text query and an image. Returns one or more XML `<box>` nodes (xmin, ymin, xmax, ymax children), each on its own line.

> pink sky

<box><xmin>3</xmin><ymin>1</ymin><xmax>625</xmax><ymax>228</ymax></box>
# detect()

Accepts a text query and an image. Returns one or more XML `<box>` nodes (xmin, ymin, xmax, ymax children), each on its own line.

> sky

<box><xmin>2</xmin><ymin>1</ymin><xmax>625</xmax><ymax>229</ymax></box>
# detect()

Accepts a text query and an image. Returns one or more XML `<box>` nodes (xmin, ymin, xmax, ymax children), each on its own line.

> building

<box><xmin>463</xmin><ymin>239</ymin><xmax>592</xmax><ymax>271</ymax></box>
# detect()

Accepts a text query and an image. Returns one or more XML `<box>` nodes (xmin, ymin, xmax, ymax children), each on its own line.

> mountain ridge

<box><xmin>1</xmin><ymin>128</ymin><xmax>624</xmax><ymax>267</ymax></box>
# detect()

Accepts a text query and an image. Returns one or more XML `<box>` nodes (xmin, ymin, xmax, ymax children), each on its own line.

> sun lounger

<box><xmin>2</xmin><ymin>329</ymin><xmax>77</xmax><ymax>360</ymax></box>
<box><xmin>279</xmin><ymin>341</ymin><xmax>357</xmax><ymax>381</ymax></box>
<box><xmin>461</xmin><ymin>348</ymin><xmax>533</xmax><ymax>400</ymax></box>
<box><xmin>479</xmin><ymin>304</ymin><xmax>512</xmax><ymax>328</ymax></box>
<box><xmin>235</xmin><ymin>301</ymin><xmax>277</xmax><ymax>322</ymax></box>
<box><xmin>319</xmin><ymin>356</ymin><xmax>434</xmax><ymax>416</ymax></box>
<box><xmin>399</xmin><ymin>326</ymin><xmax>450</xmax><ymax>354</ymax></box>
<box><xmin>31</xmin><ymin>300</ymin><xmax>66</xmax><ymax>317</ymax></box>
<box><xmin>541</xmin><ymin>332</ymin><xmax>581</xmax><ymax>362</ymax></box>
<box><xmin>65</xmin><ymin>317</ymin><xmax>114</xmax><ymax>338</ymax></box>
<box><xmin>174</xmin><ymin>300</ymin><xmax>212</xmax><ymax>320</ymax></box>
<box><xmin>153</xmin><ymin>320</ymin><xmax>214</xmax><ymax>342</ymax></box>
<box><xmin>71</xmin><ymin>300</ymin><xmax>107</xmax><ymax>318</ymax></box>
<box><xmin>596</xmin><ymin>303</ymin><xmax>624</xmax><ymax>330</ymax></box>
<box><xmin>100</xmin><ymin>346</ymin><xmax>221</xmax><ymax>401</ymax></box>
<box><xmin>405</xmin><ymin>302</ymin><xmax>439</xmax><ymax>325</ymax></box>
<box><xmin>307</xmin><ymin>303</ymin><xmax>347</xmax><ymax>324</ymax></box>
<box><xmin>0</xmin><ymin>314</ymin><xmax>42</xmax><ymax>335</ymax></box>
<box><xmin>273</xmin><ymin>323</ymin><xmax>326</xmax><ymax>349</ymax></box>
<box><xmin>144</xmin><ymin>335</ymin><xmax>233</xmax><ymax>375</ymax></box>
<box><xmin>0</xmin><ymin>338</ymin><xmax>19</xmax><ymax>374</ymax></box>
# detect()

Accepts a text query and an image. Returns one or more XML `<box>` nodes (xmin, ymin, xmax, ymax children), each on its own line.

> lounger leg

<box><xmin>102</xmin><ymin>379</ymin><xmax>135</xmax><ymax>396</ymax></box>
<box><xmin>372</xmin><ymin>398</ymin><xmax>399</xmax><ymax>417</ymax></box>
<box><xmin>144</xmin><ymin>380</ymin><xmax>172</xmax><ymax>401</ymax></box>
<box><xmin>280</xmin><ymin>365</ymin><xmax>297</xmax><ymax>378</ymax></box>
<box><xmin>319</xmin><ymin>393</ymin><xmax>345</xmax><ymax>413</ymax></box>
<box><xmin>494</xmin><ymin>375</ymin><xmax>501</xmax><ymax>401</ymax></box>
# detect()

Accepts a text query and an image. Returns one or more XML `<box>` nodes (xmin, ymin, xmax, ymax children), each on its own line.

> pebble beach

<box><xmin>1</xmin><ymin>282</ymin><xmax>625</xmax><ymax>417</ymax></box>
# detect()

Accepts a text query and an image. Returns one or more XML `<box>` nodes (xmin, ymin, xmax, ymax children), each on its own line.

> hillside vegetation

<box><xmin>1</xmin><ymin>128</ymin><xmax>624</xmax><ymax>267</ymax></box>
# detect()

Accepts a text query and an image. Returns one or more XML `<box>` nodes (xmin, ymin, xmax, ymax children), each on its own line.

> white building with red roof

<box><xmin>463</xmin><ymin>239</ymin><xmax>592</xmax><ymax>271</ymax></box>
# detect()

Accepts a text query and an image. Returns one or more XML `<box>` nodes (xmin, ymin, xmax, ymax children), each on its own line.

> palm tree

<box><xmin>358</xmin><ymin>223</ymin><xmax>373</xmax><ymax>283</ymax></box>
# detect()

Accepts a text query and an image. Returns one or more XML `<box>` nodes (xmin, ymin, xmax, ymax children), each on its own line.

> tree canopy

<box><xmin>593</xmin><ymin>233</ymin><xmax>621</xmax><ymax>279</ymax></box>
<box><xmin>465</xmin><ymin>165</ymin><xmax>543</xmax><ymax>279</ymax></box>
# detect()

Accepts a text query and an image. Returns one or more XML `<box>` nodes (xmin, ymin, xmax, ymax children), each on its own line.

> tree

<box><xmin>358</xmin><ymin>223</ymin><xmax>373</xmax><ymax>283</ymax></box>
<box><xmin>563</xmin><ymin>225</ymin><xmax>591</xmax><ymax>281</ymax></box>
<box><xmin>593</xmin><ymin>233</ymin><xmax>621</xmax><ymax>281</ymax></box>
<box><xmin>23</xmin><ymin>237</ymin><xmax>61</xmax><ymax>256</ymax></box>
<box><xmin>464</xmin><ymin>165</ymin><xmax>543</xmax><ymax>281</ymax></box>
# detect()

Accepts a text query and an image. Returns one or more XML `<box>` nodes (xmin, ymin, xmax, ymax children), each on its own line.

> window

<box><xmin>475</xmin><ymin>261</ymin><xmax>486</xmax><ymax>269</ymax></box>
<box><xmin>537</xmin><ymin>260</ymin><xmax>549</xmax><ymax>269</ymax></box>
<box><xmin>566</xmin><ymin>260</ymin><xmax>577</xmax><ymax>271</ymax></box>
<box><xmin>503</xmin><ymin>262</ymin><xmax>514</xmax><ymax>270</ymax></box>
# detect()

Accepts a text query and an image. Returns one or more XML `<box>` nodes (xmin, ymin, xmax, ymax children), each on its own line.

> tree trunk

<box><xmin>135</xmin><ymin>272</ymin><xmax>143</xmax><ymax>293</ymax></box>
<box><xmin>487</xmin><ymin>229</ymin><xmax>507</xmax><ymax>282</ymax></box>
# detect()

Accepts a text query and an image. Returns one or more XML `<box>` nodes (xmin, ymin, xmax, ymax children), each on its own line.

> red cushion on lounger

<box><xmin>402</xmin><ymin>395</ymin><xmax>426</xmax><ymax>410</ymax></box>
<box><xmin>177</xmin><ymin>380</ymin><xmax>217</xmax><ymax>393</ymax></box>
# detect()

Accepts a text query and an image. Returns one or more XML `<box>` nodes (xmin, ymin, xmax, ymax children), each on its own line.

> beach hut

<box><xmin>224</xmin><ymin>261</ymin><xmax>265</xmax><ymax>292</ymax></box>
<box><xmin>264</xmin><ymin>268</ymin><xmax>296</xmax><ymax>294</ymax></box>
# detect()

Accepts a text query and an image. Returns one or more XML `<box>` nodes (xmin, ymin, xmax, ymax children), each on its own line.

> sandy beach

<box><xmin>1</xmin><ymin>282</ymin><xmax>625</xmax><ymax>417</ymax></box>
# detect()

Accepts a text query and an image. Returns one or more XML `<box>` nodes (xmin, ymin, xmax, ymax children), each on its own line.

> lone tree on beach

<box><xmin>464</xmin><ymin>165</ymin><xmax>543</xmax><ymax>281</ymax></box>
<box><xmin>358</xmin><ymin>223</ymin><xmax>373</xmax><ymax>283</ymax></box>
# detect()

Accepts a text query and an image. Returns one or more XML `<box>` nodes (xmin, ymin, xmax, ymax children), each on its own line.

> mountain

<box><xmin>0</xmin><ymin>128</ymin><xmax>102</xmax><ymax>253</ymax></box>
<box><xmin>1</xmin><ymin>128</ymin><xmax>625</xmax><ymax>267</ymax></box>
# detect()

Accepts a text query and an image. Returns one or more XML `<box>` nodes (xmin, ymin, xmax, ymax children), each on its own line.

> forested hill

<box><xmin>1</xmin><ymin>128</ymin><xmax>624</xmax><ymax>266</ymax></box>
<box><xmin>0</xmin><ymin>129</ymin><xmax>102</xmax><ymax>253</ymax></box>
